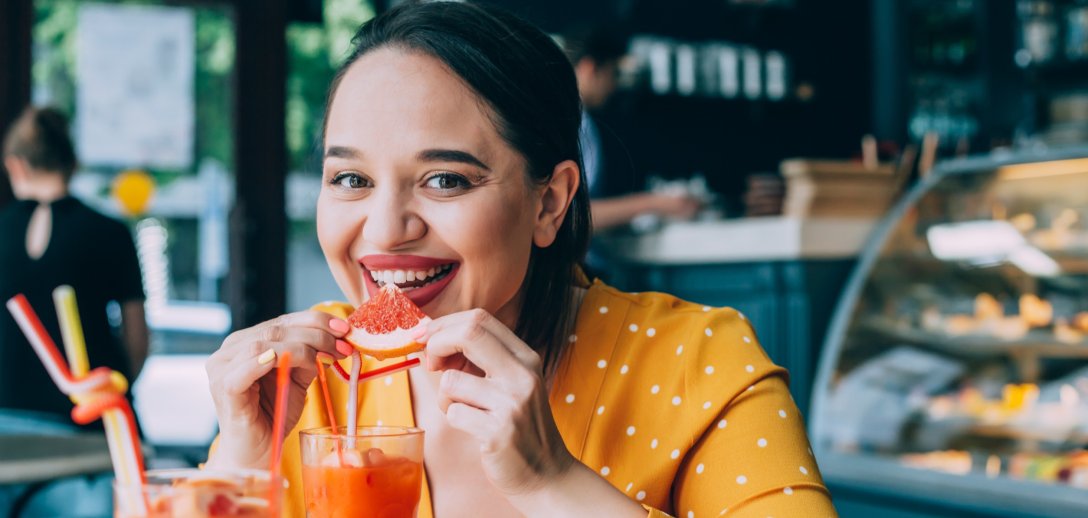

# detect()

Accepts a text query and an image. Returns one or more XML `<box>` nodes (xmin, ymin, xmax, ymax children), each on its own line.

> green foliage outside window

<box><xmin>31</xmin><ymin>0</ymin><xmax>374</xmax><ymax>177</ymax></box>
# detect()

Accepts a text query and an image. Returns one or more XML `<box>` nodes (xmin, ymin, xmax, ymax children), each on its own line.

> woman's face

<box><xmin>318</xmin><ymin>48</ymin><xmax>548</xmax><ymax>325</ymax></box>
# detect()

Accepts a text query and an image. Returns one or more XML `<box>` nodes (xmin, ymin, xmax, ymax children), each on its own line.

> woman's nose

<box><xmin>361</xmin><ymin>186</ymin><xmax>425</xmax><ymax>250</ymax></box>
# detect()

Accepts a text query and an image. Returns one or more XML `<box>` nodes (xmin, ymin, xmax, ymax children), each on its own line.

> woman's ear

<box><xmin>533</xmin><ymin>159</ymin><xmax>580</xmax><ymax>248</ymax></box>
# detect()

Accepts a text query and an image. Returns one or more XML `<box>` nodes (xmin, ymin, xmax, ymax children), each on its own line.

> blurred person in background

<box><xmin>0</xmin><ymin>106</ymin><xmax>149</xmax><ymax>516</ymax></box>
<box><xmin>0</xmin><ymin>106</ymin><xmax>149</xmax><ymax>430</ymax></box>
<box><xmin>563</xmin><ymin>24</ymin><xmax>702</xmax><ymax>232</ymax></box>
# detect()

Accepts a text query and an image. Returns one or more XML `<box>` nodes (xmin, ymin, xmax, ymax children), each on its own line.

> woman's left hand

<box><xmin>419</xmin><ymin>308</ymin><xmax>576</xmax><ymax>497</ymax></box>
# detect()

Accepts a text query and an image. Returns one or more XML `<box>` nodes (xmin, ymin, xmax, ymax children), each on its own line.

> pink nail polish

<box><xmin>411</xmin><ymin>326</ymin><xmax>428</xmax><ymax>341</ymax></box>
<box><xmin>336</xmin><ymin>339</ymin><xmax>353</xmax><ymax>356</ymax></box>
<box><xmin>329</xmin><ymin>318</ymin><xmax>350</xmax><ymax>334</ymax></box>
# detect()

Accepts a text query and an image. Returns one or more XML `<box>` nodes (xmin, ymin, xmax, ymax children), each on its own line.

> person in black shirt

<box><xmin>0</xmin><ymin>106</ymin><xmax>148</xmax><ymax>430</ymax></box>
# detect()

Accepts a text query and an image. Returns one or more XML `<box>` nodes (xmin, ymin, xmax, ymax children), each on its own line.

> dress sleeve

<box><xmin>646</xmin><ymin>308</ymin><xmax>837</xmax><ymax>518</ymax></box>
<box><xmin>669</xmin><ymin>374</ymin><xmax>836</xmax><ymax>517</ymax></box>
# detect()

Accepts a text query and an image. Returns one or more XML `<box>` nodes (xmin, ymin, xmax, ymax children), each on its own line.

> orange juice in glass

<box><xmin>300</xmin><ymin>426</ymin><xmax>424</xmax><ymax>518</ymax></box>
<box><xmin>113</xmin><ymin>468</ymin><xmax>284</xmax><ymax>517</ymax></box>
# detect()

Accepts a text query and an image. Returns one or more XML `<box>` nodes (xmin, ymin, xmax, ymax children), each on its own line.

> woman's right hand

<box><xmin>204</xmin><ymin>311</ymin><xmax>352</xmax><ymax>469</ymax></box>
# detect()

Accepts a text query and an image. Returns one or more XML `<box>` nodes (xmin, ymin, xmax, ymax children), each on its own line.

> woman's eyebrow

<box><xmin>324</xmin><ymin>146</ymin><xmax>491</xmax><ymax>171</ymax></box>
<box><xmin>417</xmin><ymin>148</ymin><xmax>491</xmax><ymax>171</ymax></box>
<box><xmin>325</xmin><ymin>145</ymin><xmax>362</xmax><ymax>159</ymax></box>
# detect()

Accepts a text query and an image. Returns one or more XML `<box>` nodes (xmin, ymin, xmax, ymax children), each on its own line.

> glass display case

<box><xmin>811</xmin><ymin>149</ymin><xmax>1088</xmax><ymax>517</ymax></box>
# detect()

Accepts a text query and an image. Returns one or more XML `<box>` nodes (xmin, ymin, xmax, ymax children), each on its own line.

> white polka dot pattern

<box><xmin>310</xmin><ymin>283</ymin><xmax>836</xmax><ymax>518</ymax></box>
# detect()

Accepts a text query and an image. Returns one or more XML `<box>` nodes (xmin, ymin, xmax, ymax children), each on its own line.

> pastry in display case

<box><xmin>811</xmin><ymin>149</ymin><xmax>1088</xmax><ymax>517</ymax></box>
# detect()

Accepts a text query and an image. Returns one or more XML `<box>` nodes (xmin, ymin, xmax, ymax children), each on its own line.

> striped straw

<box><xmin>6</xmin><ymin>292</ymin><xmax>148</xmax><ymax>515</ymax></box>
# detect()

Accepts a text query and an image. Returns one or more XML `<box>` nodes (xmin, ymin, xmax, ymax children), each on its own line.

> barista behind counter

<box><xmin>562</xmin><ymin>23</ymin><xmax>703</xmax><ymax>278</ymax></box>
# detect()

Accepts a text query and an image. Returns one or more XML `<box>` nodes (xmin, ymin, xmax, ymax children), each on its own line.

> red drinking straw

<box><xmin>322</xmin><ymin>355</ymin><xmax>421</xmax><ymax>383</ymax></box>
<box><xmin>269</xmin><ymin>351</ymin><xmax>292</xmax><ymax>517</ymax></box>
<box><xmin>315</xmin><ymin>356</ymin><xmax>339</xmax><ymax>431</ymax></box>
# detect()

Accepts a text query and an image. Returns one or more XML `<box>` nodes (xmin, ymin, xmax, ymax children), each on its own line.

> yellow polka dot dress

<box><xmin>277</xmin><ymin>280</ymin><xmax>836</xmax><ymax>517</ymax></box>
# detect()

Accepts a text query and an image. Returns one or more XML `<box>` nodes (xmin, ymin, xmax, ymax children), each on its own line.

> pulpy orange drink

<box><xmin>300</xmin><ymin>427</ymin><xmax>424</xmax><ymax>518</ymax></box>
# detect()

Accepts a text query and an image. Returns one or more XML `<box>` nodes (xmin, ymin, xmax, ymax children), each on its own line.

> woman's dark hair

<box><xmin>2</xmin><ymin>106</ymin><xmax>78</xmax><ymax>179</ymax></box>
<box><xmin>326</xmin><ymin>2</ymin><xmax>591</xmax><ymax>371</ymax></box>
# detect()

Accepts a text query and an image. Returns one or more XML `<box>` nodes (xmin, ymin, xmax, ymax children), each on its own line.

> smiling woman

<box><xmin>204</xmin><ymin>3</ymin><xmax>836</xmax><ymax>518</ymax></box>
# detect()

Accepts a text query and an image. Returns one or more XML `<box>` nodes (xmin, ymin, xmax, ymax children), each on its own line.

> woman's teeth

<box><xmin>370</xmin><ymin>264</ymin><xmax>453</xmax><ymax>289</ymax></box>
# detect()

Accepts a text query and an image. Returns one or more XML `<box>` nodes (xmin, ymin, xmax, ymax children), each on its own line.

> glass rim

<box><xmin>300</xmin><ymin>425</ymin><xmax>424</xmax><ymax>439</ymax></box>
<box><xmin>113</xmin><ymin>467</ymin><xmax>284</xmax><ymax>489</ymax></box>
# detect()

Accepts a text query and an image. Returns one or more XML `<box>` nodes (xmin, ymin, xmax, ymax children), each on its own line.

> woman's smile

<box><xmin>359</xmin><ymin>254</ymin><xmax>460</xmax><ymax>308</ymax></box>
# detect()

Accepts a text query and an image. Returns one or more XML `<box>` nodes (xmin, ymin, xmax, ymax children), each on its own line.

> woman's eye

<box><xmin>330</xmin><ymin>172</ymin><xmax>368</xmax><ymax>189</ymax></box>
<box><xmin>424</xmin><ymin>172</ymin><xmax>471</xmax><ymax>192</ymax></box>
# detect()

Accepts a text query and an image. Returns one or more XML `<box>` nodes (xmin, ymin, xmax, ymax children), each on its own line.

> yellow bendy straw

<box><xmin>53</xmin><ymin>285</ymin><xmax>90</xmax><ymax>377</ymax></box>
<box><xmin>47</xmin><ymin>286</ymin><xmax>147</xmax><ymax>515</ymax></box>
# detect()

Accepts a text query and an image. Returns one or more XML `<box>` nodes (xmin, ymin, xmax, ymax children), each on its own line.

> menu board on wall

<box><xmin>76</xmin><ymin>4</ymin><xmax>194</xmax><ymax>169</ymax></box>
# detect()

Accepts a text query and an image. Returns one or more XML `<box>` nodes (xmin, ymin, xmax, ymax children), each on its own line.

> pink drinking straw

<box><xmin>346</xmin><ymin>352</ymin><xmax>361</xmax><ymax>447</ymax></box>
<box><xmin>269</xmin><ymin>350</ymin><xmax>292</xmax><ymax>517</ymax></box>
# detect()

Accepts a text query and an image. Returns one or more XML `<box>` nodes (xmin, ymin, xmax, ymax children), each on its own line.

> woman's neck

<box><xmin>14</xmin><ymin>175</ymin><xmax>68</xmax><ymax>203</ymax></box>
